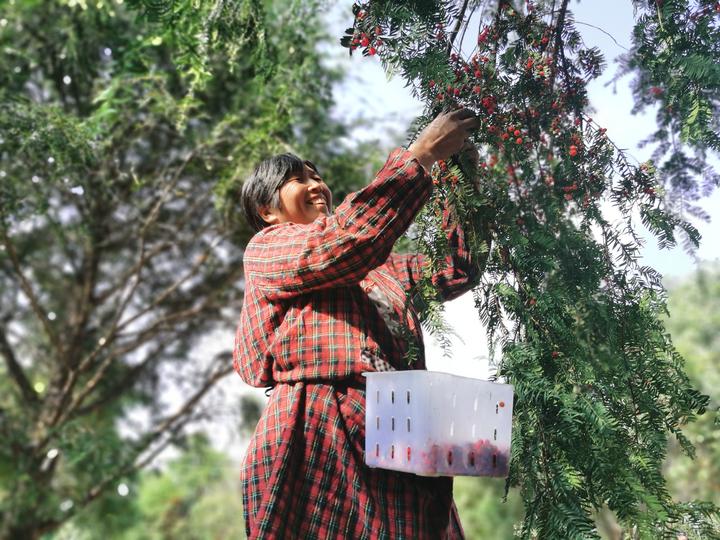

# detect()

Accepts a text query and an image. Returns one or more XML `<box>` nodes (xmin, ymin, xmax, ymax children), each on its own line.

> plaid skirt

<box><xmin>240</xmin><ymin>379</ymin><xmax>465</xmax><ymax>539</ymax></box>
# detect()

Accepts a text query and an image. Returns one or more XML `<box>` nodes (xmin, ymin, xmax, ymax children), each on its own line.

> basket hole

<box><xmin>391</xmin><ymin>417</ymin><xmax>395</xmax><ymax>431</ymax></box>
<box><xmin>391</xmin><ymin>445</ymin><xmax>395</xmax><ymax>459</ymax></box>
<box><xmin>406</xmin><ymin>390</ymin><xmax>411</xmax><ymax>404</ymax></box>
<box><xmin>495</xmin><ymin>403</ymin><xmax>499</xmax><ymax>414</ymax></box>
<box><xmin>391</xmin><ymin>390</ymin><xmax>395</xmax><ymax>404</ymax></box>
<box><xmin>449</xmin><ymin>422</ymin><xmax>454</xmax><ymax>437</ymax></box>
<box><xmin>407</xmin><ymin>447</ymin><xmax>411</xmax><ymax>462</ymax></box>
<box><xmin>375</xmin><ymin>443</ymin><xmax>379</xmax><ymax>457</ymax></box>
<box><xmin>492</xmin><ymin>453</ymin><xmax>497</xmax><ymax>468</ymax></box>
<box><xmin>447</xmin><ymin>450</ymin><xmax>453</xmax><ymax>466</ymax></box>
<box><xmin>376</xmin><ymin>390</ymin><xmax>380</xmax><ymax>404</ymax></box>
<box><xmin>376</xmin><ymin>416</ymin><xmax>380</xmax><ymax>430</ymax></box>
<box><xmin>407</xmin><ymin>417</ymin><xmax>411</xmax><ymax>432</ymax></box>
<box><xmin>452</xmin><ymin>393</ymin><xmax>457</xmax><ymax>408</ymax></box>
<box><xmin>473</xmin><ymin>397</ymin><xmax>479</xmax><ymax>411</ymax></box>
<box><xmin>471</xmin><ymin>424</ymin><xmax>476</xmax><ymax>438</ymax></box>
<box><xmin>469</xmin><ymin>452</ymin><xmax>475</xmax><ymax>467</ymax></box>
<box><xmin>493</xmin><ymin>428</ymin><xmax>497</xmax><ymax>440</ymax></box>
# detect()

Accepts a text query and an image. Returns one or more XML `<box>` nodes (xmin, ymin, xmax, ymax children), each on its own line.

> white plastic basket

<box><xmin>363</xmin><ymin>371</ymin><xmax>513</xmax><ymax>477</ymax></box>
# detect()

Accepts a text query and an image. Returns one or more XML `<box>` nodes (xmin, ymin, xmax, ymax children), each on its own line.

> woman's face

<box><xmin>260</xmin><ymin>162</ymin><xmax>333</xmax><ymax>227</ymax></box>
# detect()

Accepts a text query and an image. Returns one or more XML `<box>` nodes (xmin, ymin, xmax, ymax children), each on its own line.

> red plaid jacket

<box><xmin>234</xmin><ymin>148</ymin><xmax>481</xmax><ymax>539</ymax></box>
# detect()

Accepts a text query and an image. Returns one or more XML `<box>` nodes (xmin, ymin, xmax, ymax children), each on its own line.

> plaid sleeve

<box><xmin>385</xmin><ymin>202</ymin><xmax>490</xmax><ymax>302</ymax></box>
<box><xmin>243</xmin><ymin>148</ymin><xmax>432</xmax><ymax>299</ymax></box>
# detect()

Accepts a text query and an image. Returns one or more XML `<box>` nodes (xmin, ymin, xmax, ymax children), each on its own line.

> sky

<box><xmin>208</xmin><ymin>0</ymin><xmax>720</xmax><ymax>460</ymax></box>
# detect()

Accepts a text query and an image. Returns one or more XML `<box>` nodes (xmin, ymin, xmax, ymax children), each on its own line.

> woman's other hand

<box><xmin>408</xmin><ymin>109</ymin><xmax>480</xmax><ymax>172</ymax></box>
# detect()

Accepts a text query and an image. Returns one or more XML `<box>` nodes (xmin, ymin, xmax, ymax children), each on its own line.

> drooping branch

<box><xmin>0</xmin><ymin>226</ymin><xmax>63</xmax><ymax>356</ymax></box>
<box><xmin>0</xmin><ymin>322</ymin><xmax>39</xmax><ymax>404</ymax></box>
<box><xmin>72</xmin><ymin>337</ymin><xmax>185</xmax><ymax>417</ymax></box>
<box><xmin>549</xmin><ymin>0</ymin><xmax>570</xmax><ymax>90</ymax></box>
<box><xmin>79</xmin><ymin>359</ymin><xmax>233</xmax><ymax>507</ymax></box>
<box><xmin>111</xmin><ymin>235</ymin><xmax>222</xmax><ymax>337</ymax></box>
<box><xmin>63</xmin><ymin>240</ymin><xmax>100</xmax><ymax>368</ymax></box>
<box><xmin>44</xmin><ymin>263</ymin><xmax>238</xmax><ymax>434</ymax></box>
<box><xmin>44</xmin><ymin>155</ymin><xmax>200</xmax><ymax>430</ymax></box>
<box><xmin>447</xmin><ymin>0</ymin><xmax>470</xmax><ymax>55</ymax></box>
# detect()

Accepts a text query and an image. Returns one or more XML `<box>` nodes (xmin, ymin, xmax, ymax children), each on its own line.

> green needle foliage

<box><xmin>339</xmin><ymin>0</ymin><xmax>719</xmax><ymax>538</ymax></box>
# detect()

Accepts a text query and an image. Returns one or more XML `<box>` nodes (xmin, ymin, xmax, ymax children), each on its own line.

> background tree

<box><xmin>337</xmin><ymin>0</ymin><xmax>720</xmax><ymax>537</ymax></box>
<box><xmin>0</xmin><ymin>0</ymin><xmax>384</xmax><ymax>537</ymax></box>
<box><xmin>48</xmin><ymin>434</ymin><xmax>245</xmax><ymax>540</ymax></box>
<box><xmin>663</xmin><ymin>265</ymin><xmax>720</xmax><ymax>509</ymax></box>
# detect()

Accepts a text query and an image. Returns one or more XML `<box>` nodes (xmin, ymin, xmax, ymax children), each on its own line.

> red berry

<box><xmin>569</xmin><ymin>145</ymin><xmax>578</xmax><ymax>157</ymax></box>
<box><xmin>513</xmin><ymin>129</ymin><xmax>520</xmax><ymax>136</ymax></box>
<box><xmin>551</xmin><ymin>351</ymin><xmax>560</xmax><ymax>358</ymax></box>
<box><xmin>360</xmin><ymin>35</ymin><xmax>370</xmax><ymax>47</ymax></box>
<box><xmin>429</xmin><ymin>80</ymin><xmax>435</xmax><ymax>88</ymax></box>
<box><xmin>515</xmin><ymin>137</ymin><xmax>523</xmax><ymax>144</ymax></box>
<box><xmin>472</xmin><ymin>85</ymin><xmax>481</xmax><ymax>94</ymax></box>
<box><xmin>368</xmin><ymin>47</ymin><xmax>377</xmax><ymax>55</ymax></box>
<box><xmin>453</xmin><ymin>88</ymin><xmax>460</xmax><ymax>96</ymax></box>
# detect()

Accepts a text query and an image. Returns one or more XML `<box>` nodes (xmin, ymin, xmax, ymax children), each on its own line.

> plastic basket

<box><xmin>363</xmin><ymin>371</ymin><xmax>513</xmax><ymax>477</ymax></box>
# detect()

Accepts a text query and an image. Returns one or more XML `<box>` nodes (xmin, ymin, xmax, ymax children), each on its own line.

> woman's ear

<box><xmin>259</xmin><ymin>205</ymin><xmax>281</xmax><ymax>226</ymax></box>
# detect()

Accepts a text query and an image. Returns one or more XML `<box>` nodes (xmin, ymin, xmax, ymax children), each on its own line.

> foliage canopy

<box><xmin>339</xmin><ymin>0</ymin><xmax>720</xmax><ymax>537</ymax></box>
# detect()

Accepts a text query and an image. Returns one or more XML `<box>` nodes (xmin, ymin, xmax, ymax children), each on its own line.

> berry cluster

<box><xmin>371</xmin><ymin>439</ymin><xmax>510</xmax><ymax>477</ymax></box>
<box><xmin>345</xmin><ymin>5</ymin><xmax>384</xmax><ymax>56</ymax></box>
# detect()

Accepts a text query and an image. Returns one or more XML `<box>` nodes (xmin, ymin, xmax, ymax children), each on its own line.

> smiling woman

<box><xmin>240</xmin><ymin>154</ymin><xmax>333</xmax><ymax>231</ymax></box>
<box><xmin>233</xmin><ymin>109</ymin><xmax>488</xmax><ymax>539</ymax></box>
<box><xmin>260</xmin><ymin>159</ymin><xmax>333</xmax><ymax>226</ymax></box>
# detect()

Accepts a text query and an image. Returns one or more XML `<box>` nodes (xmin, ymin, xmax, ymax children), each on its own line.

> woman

<box><xmin>234</xmin><ymin>109</ymin><xmax>486</xmax><ymax>539</ymax></box>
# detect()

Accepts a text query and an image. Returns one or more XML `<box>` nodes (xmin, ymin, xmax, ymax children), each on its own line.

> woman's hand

<box><xmin>408</xmin><ymin>109</ymin><xmax>480</xmax><ymax>172</ymax></box>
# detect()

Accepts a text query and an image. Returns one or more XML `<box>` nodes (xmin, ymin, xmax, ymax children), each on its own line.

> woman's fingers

<box><xmin>408</xmin><ymin>108</ymin><xmax>482</xmax><ymax>167</ymax></box>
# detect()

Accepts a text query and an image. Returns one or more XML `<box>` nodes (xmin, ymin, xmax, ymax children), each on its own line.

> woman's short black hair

<box><xmin>240</xmin><ymin>153</ymin><xmax>318</xmax><ymax>232</ymax></box>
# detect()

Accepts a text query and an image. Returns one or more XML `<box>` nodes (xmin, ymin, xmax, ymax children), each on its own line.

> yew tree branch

<box><xmin>549</xmin><ymin>0</ymin><xmax>570</xmax><ymax>90</ymax></box>
<box><xmin>0</xmin><ymin>226</ymin><xmax>63</xmax><ymax>355</ymax></box>
<box><xmin>0</xmin><ymin>322</ymin><xmax>39</xmax><ymax>404</ymax></box>
<box><xmin>80</xmin><ymin>360</ymin><xmax>233</xmax><ymax>507</ymax></box>
<box><xmin>447</xmin><ymin>0</ymin><xmax>471</xmax><ymax>55</ymax></box>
